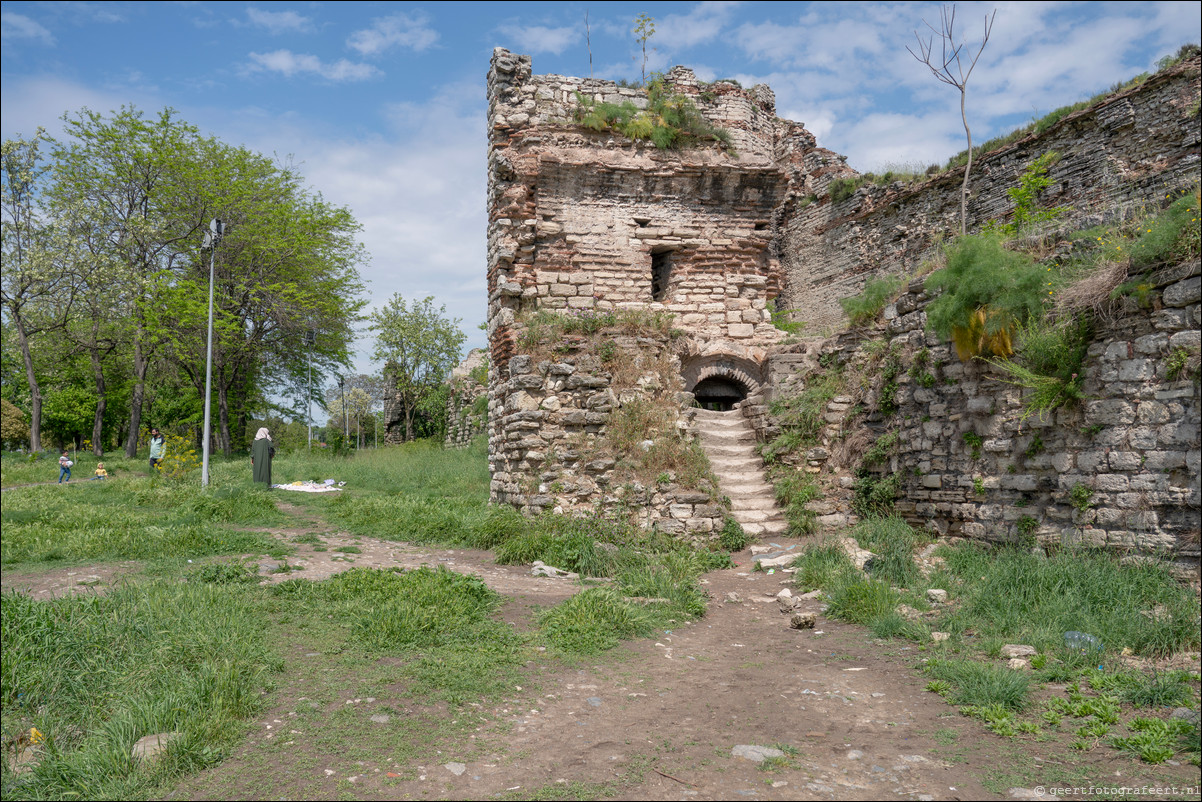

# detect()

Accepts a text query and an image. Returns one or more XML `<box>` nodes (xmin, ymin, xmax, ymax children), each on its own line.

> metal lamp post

<box><xmin>339</xmin><ymin>375</ymin><xmax>347</xmax><ymax>447</ymax></box>
<box><xmin>303</xmin><ymin>330</ymin><xmax>316</xmax><ymax>449</ymax></box>
<box><xmin>200</xmin><ymin>218</ymin><xmax>224</xmax><ymax>488</ymax></box>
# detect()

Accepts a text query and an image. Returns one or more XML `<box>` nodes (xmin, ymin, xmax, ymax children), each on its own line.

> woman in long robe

<box><xmin>251</xmin><ymin>427</ymin><xmax>275</xmax><ymax>486</ymax></box>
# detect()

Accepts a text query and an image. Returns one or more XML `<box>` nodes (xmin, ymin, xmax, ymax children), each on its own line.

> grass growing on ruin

<box><xmin>574</xmin><ymin>75</ymin><xmax>733</xmax><ymax>151</ymax></box>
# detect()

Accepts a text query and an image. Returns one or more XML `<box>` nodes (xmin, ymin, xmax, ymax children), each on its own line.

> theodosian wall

<box><xmin>778</xmin><ymin>56</ymin><xmax>1201</xmax><ymax>332</ymax></box>
<box><xmin>483</xmin><ymin>48</ymin><xmax>1200</xmax><ymax>553</ymax></box>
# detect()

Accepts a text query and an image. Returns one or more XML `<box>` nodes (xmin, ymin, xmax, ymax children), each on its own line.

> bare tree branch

<box><xmin>908</xmin><ymin>5</ymin><xmax>996</xmax><ymax>236</ymax></box>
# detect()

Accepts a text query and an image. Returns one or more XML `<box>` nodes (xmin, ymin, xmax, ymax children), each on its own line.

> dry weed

<box><xmin>1054</xmin><ymin>260</ymin><xmax>1128</xmax><ymax>322</ymax></box>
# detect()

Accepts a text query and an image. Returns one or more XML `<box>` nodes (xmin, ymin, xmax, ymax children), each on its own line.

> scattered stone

<box><xmin>1170</xmin><ymin>708</ymin><xmax>1200</xmax><ymax>726</ymax></box>
<box><xmin>131</xmin><ymin>732</ymin><xmax>181</xmax><ymax>762</ymax></box>
<box><xmin>799</xmin><ymin>589</ymin><xmax>823</xmax><ymax>600</ymax></box>
<box><xmin>836</xmin><ymin>537</ymin><xmax>876</xmax><ymax>570</ymax></box>
<box><xmin>444</xmin><ymin>762</ymin><xmax>466</xmax><ymax>776</ymax></box>
<box><xmin>531</xmin><ymin>561</ymin><xmax>579</xmax><ymax>579</ymax></box>
<box><xmin>749</xmin><ymin>545</ymin><xmax>774</xmax><ymax>555</ymax></box>
<box><xmin>776</xmin><ymin>588</ymin><xmax>793</xmax><ymax>599</ymax></box>
<box><xmin>1007</xmin><ymin>788</ymin><xmax>1058</xmax><ymax>801</ymax></box>
<box><xmin>778</xmin><ymin>597</ymin><xmax>802</xmax><ymax>613</ymax></box>
<box><xmin>925</xmin><ymin>589</ymin><xmax>948</xmax><ymax>604</ymax></box>
<box><xmin>1007</xmin><ymin>658</ymin><xmax>1031</xmax><ymax>671</ymax></box>
<box><xmin>731</xmin><ymin>744</ymin><xmax>785</xmax><ymax>763</ymax></box>
<box><xmin>76</xmin><ymin>575</ymin><xmax>102</xmax><ymax>586</ymax></box>
<box><xmin>931</xmin><ymin>632</ymin><xmax>950</xmax><ymax>643</ymax></box>
<box><xmin>790</xmin><ymin>612</ymin><xmax>817</xmax><ymax>629</ymax></box>
<box><xmin>845</xmin><ymin>750</ymin><xmax>864</xmax><ymax>760</ymax></box>
<box><xmin>1000</xmin><ymin>644</ymin><xmax>1037</xmax><ymax>658</ymax></box>
<box><xmin>11</xmin><ymin>745</ymin><xmax>39</xmax><ymax>774</ymax></box>
<box><xmin>370</xmin><ymin>714</ymin><xmax>391</xmax><ymax>724</ymax></box>
<box><xmin>896</xmin><ymin>604</ymin><xmax>922</xmax><ymax>621</ymax></box>
<box><xmin>725</xmin><ymin>592</ymin><xmax>743</xmax><ymax>603</ymax></box>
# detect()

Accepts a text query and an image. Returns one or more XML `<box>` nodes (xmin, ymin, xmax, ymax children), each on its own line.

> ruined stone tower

<box><xmin>483</xmin><ymin>48</ymin><xmax>852</xmax><ymax>532</ymax></box>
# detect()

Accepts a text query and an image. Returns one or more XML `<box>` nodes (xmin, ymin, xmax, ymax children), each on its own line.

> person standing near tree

<box><xmin>148</xmin><ymin>428</ymin><xmax>166</xmax><ymax>473</ymax></box>
<box><xmin>251</xmin><ymin>427</ymin><xmax>275</xmax><ymax>487</ymax></box>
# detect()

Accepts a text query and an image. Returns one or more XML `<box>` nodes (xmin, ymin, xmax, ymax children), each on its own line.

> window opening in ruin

<box><xmin>692</xmin><ymin>376</ymin><xmax>749</xmax><ymax>411</ymax></box>
<box><xmin>651</xmin><ymin>250</ymin><xmax>673</xmax><ymax>301</ymax></box>
<box><xmin>754</xmin><ymin>221</ymin><xmax>769</xmax><ymax>231</ymax></box>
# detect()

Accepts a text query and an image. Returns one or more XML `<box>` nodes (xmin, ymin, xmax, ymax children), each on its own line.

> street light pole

<box><xmin>304</xmin><ymin>330</ymin><xmax>315</xmax><ymax>450</ymax></box>
<box><xmin>201</xmin><ymin>219</ymin><xmax>223</xmax><ymax>488</ymax></box>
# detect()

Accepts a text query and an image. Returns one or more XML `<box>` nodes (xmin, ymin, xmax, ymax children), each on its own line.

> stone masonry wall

<box><xmin>779</xmin><ymin>57</ymin><xmax>1201</xmax><ymax>333</ymax></box>
<box><xmin>445</xmin><ymin>349</ymin><xmax>489</xmax><ymax>449</ymax></box>
<box><xmin>768</xmin><ymin>260</ymin><xmax>1201</xmax><ymax>572</ymax></box>
<box><xmin>484</xmin><ymin>48</ymin><xmax>826</xmax><ymax>528</ymax></box>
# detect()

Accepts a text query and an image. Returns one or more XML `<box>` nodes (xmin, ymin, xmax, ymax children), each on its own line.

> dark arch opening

<box><xmin>693</xmin><ymin>376</ymin><xmax>749</xmax><ymax>411</ymax></box>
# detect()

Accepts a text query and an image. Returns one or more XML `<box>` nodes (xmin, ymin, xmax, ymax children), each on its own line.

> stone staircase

<box><xmin>691</xmin><ymin>408</ymin><xmax>789</xmax><ymax>537</ymax></box>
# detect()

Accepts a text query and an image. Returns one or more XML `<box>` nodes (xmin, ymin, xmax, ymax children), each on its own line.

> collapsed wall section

<box><xmin>780</xmin><ymin>56</ymin><xmax>1202</xmax><ymax>332</ymax></box>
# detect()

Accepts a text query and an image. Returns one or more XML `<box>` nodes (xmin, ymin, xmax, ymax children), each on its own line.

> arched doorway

<box><xmin>692</xmin><ymin>375</ymin><xmax>750</xmax><ymax>411</ymax></box>
<box><xmin>681</xmin><ymin>353</ymin><xmax>764</xmax><ymax>412</ymax></box>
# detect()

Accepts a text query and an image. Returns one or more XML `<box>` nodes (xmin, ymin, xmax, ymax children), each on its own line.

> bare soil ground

<box><xmin>5</xmin><ymin>502</ymin><xmax>1199</xmax><ymax>801</ymax></box>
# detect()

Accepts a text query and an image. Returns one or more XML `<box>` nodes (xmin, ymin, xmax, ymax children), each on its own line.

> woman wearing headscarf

<box><xmin>251</xmin><ymin>427</ymin><xmax>275</xmax><ymax>487</ymax></box>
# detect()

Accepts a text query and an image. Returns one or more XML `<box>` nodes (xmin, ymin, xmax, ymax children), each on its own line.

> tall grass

<box><xmin>937</xmin><ymin>543</ymin><xmax>1199</xmax><ymax>657</ymax></box>
<box><xmin>1</xmin><ymin>582</ymin><xmax>279</xmax><ymax>800</ymax></box>
<box><xmin>1</xmin><ymin>481</ymin><xmax>286</xmax><ymax>565</ymax></box>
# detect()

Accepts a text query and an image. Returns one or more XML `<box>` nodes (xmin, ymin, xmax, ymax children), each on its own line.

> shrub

<box><xmin>925</xmin><ymin>234</ymin><xmax>1047</xmax><ymax>360</ymax></box>
<box><xmin>987</xmin><ymin>152</ymin><xmax>1066</xmax><ymax>235</ymax></box>
<box><xmin>851</xmin><ymin>473</ymin><xmax>899</xmax><ymax>518</ymax></box>
<box><xmin>573</xmin><ymin>77</ymin><xmax>733</xmax><ymax>151</ymax></box>
<box><xmin>828</xmin><ymin>177</ymin><xmax>862</xmax><ymax>203</ymax></box>
<box><xmin>718</xmin><ymin>518</ymin><xmax>749</xmax><ymax>551</ymax></box>
<box><xmin>839</xmin><ymin>274</ymin><xmax>904</xmax><ymax>327</ymax></box>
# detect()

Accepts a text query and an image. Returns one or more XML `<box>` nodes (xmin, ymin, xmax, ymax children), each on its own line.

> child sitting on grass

<box><xmin>92</xmin><ymin>462</ymin><xmax>108</xmax><ymax>480</ymax></box>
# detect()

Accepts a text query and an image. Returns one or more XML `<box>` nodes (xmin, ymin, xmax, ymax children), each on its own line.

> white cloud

<box><xmin>245</xmin><ymin>50</ymin><xmax>380</xmax><ymax>82</ymax></box>
<box><xmin>654</xmin><ymin>2</ymin><xmax>738</xmax><ymax>50</ymax></box>
<box><xmin>245</xmin><ymin>7</ymin><xmax>314</xmax><ymax>35</ymax></box>
<box><xmin>347</xmin><ymin>12</ymin><xmax>438</xmax><ymax>56</ymax></box>
<box><xmin>0</xmin><ymin>75</ymin><xmax>151</xmax><ymax>140</ymax></box>
<box><xmin>1</xmin><ymin>12</ymin><xmax>54</xmax><ymax>45</ymax></box>
<box><xmin>495</xmin><ymin>24</ymin><xmax>579</xmax><ymax>56</ymax></box>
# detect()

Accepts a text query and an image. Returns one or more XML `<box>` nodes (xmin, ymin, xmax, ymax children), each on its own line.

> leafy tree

<box><xmin>41</xmin><ymin>385</ymin><xmax>96</xmax><ymax>448</ymax></box>
<box><xmin>1</xmin><ymin>398</ymin><xmax>27</xmax><ymax>448</ymax></box>
<box><xmin>159</xmin><ymin>142</ymin><xmax>366</xmax><ymax>455</ymax></box>
<box><xmin>908</xmin><ymin>5</ymin><xmax>996</xmax><ymax>235</ymax></box>
<box><xmin>49</xmin><ymin>107</ymin><xmax>208</xmax><ymax>458</ymax></box>
<box><xmin>2</xmin><ymin>130</ymin><xmax>77</xmax><ymax>452</ymax></box>
<box><xmin>371</xmin><ymin>295</ymin><xmax>465</xmax><ymax>442</ymax></box>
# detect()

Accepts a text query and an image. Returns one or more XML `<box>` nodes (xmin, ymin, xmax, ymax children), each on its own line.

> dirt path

<box><xmin>9</xmin><ymin>501</ymin><xmax>1197</xmax><ymax>801</ymax></box>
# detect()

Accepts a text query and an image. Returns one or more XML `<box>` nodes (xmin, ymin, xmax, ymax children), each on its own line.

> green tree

<box><xmin>42</xmin><ymin>385</ymin><xmax>96</xmax><ymax>448</ymax></box>
<box><xmin>1</xmin><ymin>398</ymin><xmax>27</xmax><ymax>448</ymax></box>
<box><xmin>159</xmin><ymin>141</ymin><xmax>366</xmax><ymax>455</ymax></box>
<box><xmin>371</xmin><ymin>295</ymin><xmax>466</xmax><ymax>442</ymax></box>
<box><xmin>2</xmin><ymin>130</ymin><xmax>75</xmax><ymax>452</ymax></box>
<box><xmin>49</xmin><ymin>107</ymin><xmax>208</xmax><ymax>458</ymax></box>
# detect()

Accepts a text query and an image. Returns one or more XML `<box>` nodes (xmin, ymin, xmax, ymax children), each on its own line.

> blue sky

<box><xmin>3</xmin><ymin>1</ymin><xmax>1198</xmax><ymax>375</ymax></box>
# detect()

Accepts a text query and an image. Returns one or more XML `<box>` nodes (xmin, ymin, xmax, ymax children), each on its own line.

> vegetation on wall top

<box><xmin>574</xmin><ymin>76</ymin><xmax>734</xmax><ymax>151</ymax></box>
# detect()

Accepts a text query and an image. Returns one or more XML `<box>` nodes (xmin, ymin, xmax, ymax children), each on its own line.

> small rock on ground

<box><xmin>731</xmin><ymin>744</ymin><xmax>785</xmax><ymax>763</ymax></box>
